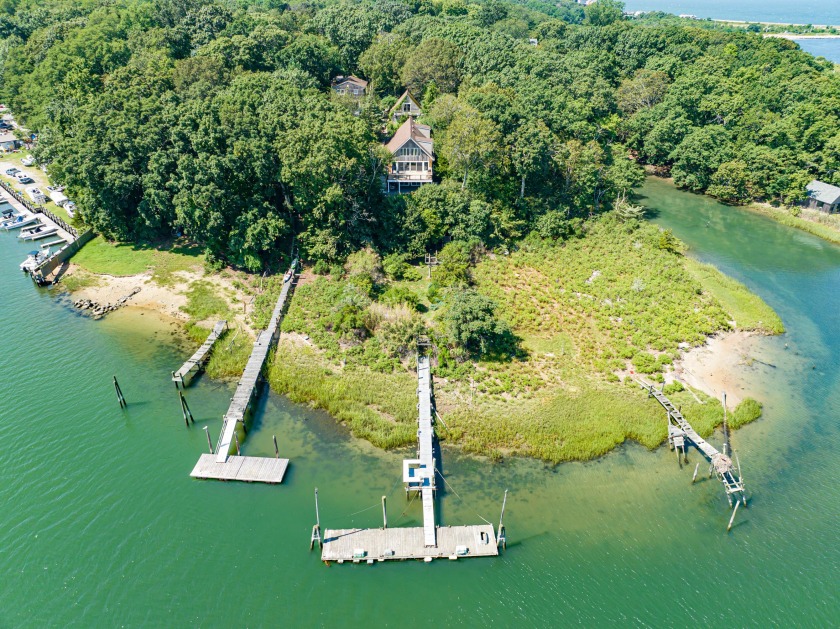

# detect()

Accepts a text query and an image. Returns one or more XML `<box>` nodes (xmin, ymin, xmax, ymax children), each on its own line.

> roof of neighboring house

<box><xmin>806</xmin><ymin>179</ymin><xmax>840</xmax><ymax>205</ymax></box>
<box><xmin>390</xmin><ymin>90</ymin><xmax>421</xmax><ymax>114</ymax></box>
<box><xmin>385</xmin><ymin>117</ymin><xmax>433</xmax><ymax>159</ymax></box>
<box><xmin>332</xmin><ymin>75</ymin><xmax>368</xmax><ymax>89</ymax></box>
<box><xmin>0</xmin><ymin>131</ymin><xmax>19</xmax><ymax>143</ymax></box>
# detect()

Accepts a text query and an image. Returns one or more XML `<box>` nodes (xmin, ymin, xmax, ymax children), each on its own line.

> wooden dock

<box><xmin>214</xmin><ymin>267</ymin><xmax>295</xmax><ymax>463</ymax></box>
<box><xmin>173</xmin><ymin>320</ymin><xmax>227</xmax><ymax>387</ymax></box>
<box><xmin>190</xmin><ymin>454</ymin><xmax>289</xmax><ymax>483</ymax></box>
<box><xmin>321</xmin><ymin>525</ymin><xmax>498</xmax><ymax>563</ymax></box>
<box><xmin>642</xmin><ymin>382</ymin><xmax>746</xmax><ymax>502</ymax></box>
<box><xmin>416</xmin><ymin>355</ymin><xmax>437</xmax><ymax>547</ymax></box>
<box><xmin>320</xmin><ymin>350</ymin><xmax>502</xmax><ymax>563</ymax></box>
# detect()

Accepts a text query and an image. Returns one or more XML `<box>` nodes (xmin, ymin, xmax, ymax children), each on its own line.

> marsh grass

<box><xmin>182</xmin><ymin>281</ymin><xmax>231</xmax><ymax>321</ymax></box>
<box><xmin>683</xmin><ymin>259</ymin><xmax>784</xmax><ymax>334</ymax></box>
<box><xmin>60</xmin><ymin>269</ymin><xmax>100</xmax><ymax>292</ymax></box>
<box><xmin>746</xmin><ymin>203</ymin><xmax>840</xmax><ymax>246</ymax></box>
<box><xmin>267</xmin><ymin>341</ymin><xmax>417</xmax><ymax>449</ymax></box>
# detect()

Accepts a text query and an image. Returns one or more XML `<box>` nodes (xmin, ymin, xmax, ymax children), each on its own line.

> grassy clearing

<box><xmin>683</xmin><ymin>259</ymin><xmax>784</xmax><ymax>334</ymax></box>
<box><xmin>71</xmin><ymin>236</ymin><xmax>202</xmax><ymax>279</ymax></box>
<box><xmin>745</xmin><ymin>203</ymin><xmax>840</xmax><ymax>246</ymax></box>
<box><xmin>181</xmin><ymin>280</ymin><xmax>231</xmax><ymax>321</ymax></box>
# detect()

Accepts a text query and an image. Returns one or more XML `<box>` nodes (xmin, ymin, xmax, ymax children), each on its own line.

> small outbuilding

<box><xmin>804</xmin><ymin>180</ymin><xmax>840</xmax><ymax>214</ymax></box>
<box><xmin>0</xmin><ymin>131</ymin><xmax>22</xmax><ymax>152</ymax></box>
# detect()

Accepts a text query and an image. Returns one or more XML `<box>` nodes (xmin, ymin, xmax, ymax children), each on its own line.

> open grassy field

<box><xmin>72</xmin><ymin>236</ymin><xmax>203</xmax><ymax>283</ymax></box>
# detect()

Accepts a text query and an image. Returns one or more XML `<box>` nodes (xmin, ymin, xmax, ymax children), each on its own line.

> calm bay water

<box><xmin>1</xmin><ymin>179</ymin><xmax>839</xmax><ymax>626</ymax></box>
<box><xmin>623</xmin><ymin>0</ymin><xmax>840</xmax><ymax>24</ymax></box>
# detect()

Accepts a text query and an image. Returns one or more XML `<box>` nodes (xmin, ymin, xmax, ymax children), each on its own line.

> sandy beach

<box><xmin>61</xmin><ymin>265</ymin><xmax>252</xmax><ymax>329</ymax></box>
<box><xmin>672</xmin><ymin>332</ymin><xmax>765</xmax><ymax>406</ymax></box>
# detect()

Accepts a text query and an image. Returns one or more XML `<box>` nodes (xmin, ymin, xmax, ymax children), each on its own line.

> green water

<box><xmin>1</xmin><ymin>179</ymin><xmax>838</xmax><ymax>626</ymax></box>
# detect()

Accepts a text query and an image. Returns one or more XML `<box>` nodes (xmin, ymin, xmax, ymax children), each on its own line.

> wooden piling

<box><xmin>204</xmin><ymin>426</ymin><xmax>214</xmax><ymax>454</ymax></box>
<box><xmin>172</xmin><ymin>371</ymin><xmax>179</xmax><ymax>390</ymax></box>
<box><xmin>497</xmin><ymin>489</ymin><xmax>508</xmax><ymax>549</ymax></box>
<box><xmin>113</xmin><ymin>376</ymin><xmax>126</xmax><ymax>408</ymax></box>
<box><xmin>234</xmin><ymin>431</ymin><xmax>241</xmax><ymax>456</ymax></box>
<box><xmin>179</xmin><ymin>391</ymin><xmax>194</xmax><ymax>426</ymax></box>
<box><xmin>727</xmin><ymin>501</ymin><xmax>740</xmax><ymax>532</ymax></box>
<box><xmin>273</xmin><ymin>435</ymin><xmax>279</xmax><ymax>458</ymax></box>
<box><xmin>692</xmin><ymin>462</ymin><xmax>699</xmax><ymax>484</ymax></box>
<box><xmin>382</xmin><ymin>495</ymin><xmax>387</xmax><ymax>529</ymax></box>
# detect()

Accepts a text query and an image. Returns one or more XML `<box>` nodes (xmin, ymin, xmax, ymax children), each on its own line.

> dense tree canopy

<box><xmin>0</xmin><ymin>0</ymin><xmax>837</xmax><ymax>269</ymax></box>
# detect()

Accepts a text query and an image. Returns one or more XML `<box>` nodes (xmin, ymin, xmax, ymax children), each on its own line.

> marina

<box><xmin>320</xmin><ymin>351</ymin><xmax>503</xmax><ymax>563</ymax></box>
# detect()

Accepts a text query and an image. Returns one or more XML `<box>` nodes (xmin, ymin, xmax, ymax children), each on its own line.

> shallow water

<box><xmin>1</xmin><ymin>181</ymin><xmax>839</xmax><ymax>625</ymax></box>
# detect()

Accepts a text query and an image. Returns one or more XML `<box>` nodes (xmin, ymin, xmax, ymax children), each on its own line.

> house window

<box><xmin>403</xmin><ymin>103</ymin><xmax>412</xmax><ymax>112</ymax></box>
<box><xmin>352</xmin><ymin>88</ymin><xmax>360</xmax><ymax>95</ymax></box>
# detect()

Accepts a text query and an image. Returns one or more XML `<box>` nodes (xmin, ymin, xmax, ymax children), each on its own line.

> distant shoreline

<box><xmin>765</xmin><ymin>34</ymin><xmax>840</xmax><ymax>40</ymax></box>
<box><xmin>711</xmin><ymin>19</ymin><xmax>838</xmax><ymax>28</ymax></box>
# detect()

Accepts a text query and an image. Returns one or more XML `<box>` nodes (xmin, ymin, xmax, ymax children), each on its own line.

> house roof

<box><xmin>385</xmin><ymin>117</ymin><xmax>433</xmax><ymax>159</ymax></box>
<box><xmin>390</xmin><ymin>90</ymin><xmax>421</xmax><ymax>113</ymax></box>
<box><xmin>332</xmin><ymin>75</ymin><xmax>368</xmax><ymax>89</ymax></box>
<box><xmin>0</xmin><ymin>131</ymin><xmax>19</xmax><ymax>143</ymax></box>
<box><xmin>806</xmin><ymin>180</ymin><xmax>840</xmax><ymax>205</ymax></box>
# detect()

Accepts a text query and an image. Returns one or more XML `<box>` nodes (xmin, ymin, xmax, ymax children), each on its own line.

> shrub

<box><xmin>383</xmin><ymin>252</ymin><xmax>409</xmax><ymax>280</ymax></box>
<box><xmin>443</xmin><ymin>288</ymin><xmax>517</xmax><ymax>357</ymax></box>
<box><xmin>380</xmin><ymin>315</ymin><xmax>427</xmax><ymax>357</ymax></box>
<box><xmin>380</xmin><ymin>285</ymin><xmax>420</xmax><ymax>309</ymax></box>
<box><xmin>313</xmin><ymin>259</ymin><xmax>330</xmax><ymax>275</ymax></box>
<box><xmin>663</xmin><ymin>381</ymin><xmax>684</xmax><ymax>395</ymax></box>
<box><xmin>632</xmin><ymin>351</ymin><xmax>657</xmax><ymax>374</ymax></box>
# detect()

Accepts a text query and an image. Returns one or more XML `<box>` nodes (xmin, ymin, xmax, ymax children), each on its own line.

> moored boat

<box><xmin>19</xmin><ymin>224</ymin><xmax>57</xmax><ymax>240</ymax></box>
<box><xmin>19</xmin><ymin>248</ymin><xmax>50</xmax><ymax>272</ymax></box>
<box><xmin>2</xmin><ymin>214</ymin><xmax>39</xmax><ymax>230</ymax></box>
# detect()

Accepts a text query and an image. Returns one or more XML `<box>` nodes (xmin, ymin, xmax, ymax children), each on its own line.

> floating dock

<box><xmin>190</xmin><ymin>453</ymin><xmax>288</xmax><ymax>483</ymax></box>
<box><xmin>173</xmin><ymin>320</ymin><xmax>227</xmax><ymax>387</ymax></box>
<box><xmin>320</xmin><ymin>353</ymin><xmax>502</xmax><ymax>563</ymax></box>
<box><xmin>321</xmin><ymin>525</ymin><xmax>497</xmax><ymax>563</ymax></box>
<box><xmin>191</xmin><ymin>261</ymin><xmax>297</xmax><ymax>484</ymax></box>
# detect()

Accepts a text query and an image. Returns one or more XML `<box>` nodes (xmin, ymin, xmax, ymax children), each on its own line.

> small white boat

<box><xmin>19</xmin><ymin>224</ymin><xmax>57</xmax><ymax>240</ymax></box>
<box><xmin>2</xmin><ymin>214</ymin><xmax>39</xmax><ymax>230</ymax></box>
<box><xmin>19</xmin><ymin>248</ymin><xmax>50</xmax><ymax>272</ymax></box>
<box><xmin>0</xmin><ymin>209</ymin><xmax>21</xmax><ymax>225</ymax></box>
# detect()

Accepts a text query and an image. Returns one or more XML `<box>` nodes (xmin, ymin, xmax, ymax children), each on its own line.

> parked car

<box><xmin>15</xmin><ymin>172</ymin><xmax>33</xmax><ymax>184</ymax></box>
<box><xmin>5</xmin><ymin>167</ymin><xmax>19</xmax><ymax>176</ymax></box>
<box><xmin>64</xmin><ymin>201</ymin><xmax>76</xmax><ymax>218</ymax></box>
<box><xmin>21</xmin><ymin>155</ymin><xmax>34</xmax><ymax>166</ymax></box>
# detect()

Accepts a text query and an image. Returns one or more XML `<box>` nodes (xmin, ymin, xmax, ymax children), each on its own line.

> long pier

<box><xmin>190</xmin><ymin>261</ymin><xmax>297</xmax><ymax>483</ymax></box>
<box><xmin>642</xmin><ymin>382</ymin><xmax>746</xmax><ymax>505</ymax></box>
<box><xmin>173</xmin><ymin>320</ymin><xmax>227</xmax><ymax>387</ymax></box>
<box><xmin>320</xmin><ymin>352</ymin><xmax>501</xmax><ymax>563</ymax></box>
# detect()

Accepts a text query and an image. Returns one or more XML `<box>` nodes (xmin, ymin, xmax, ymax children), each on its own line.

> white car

<box><xmin>65</xmin><ymin>201</ymin><xmax>76</xmax><ymax>218</ymax></box>
<box><xmin>15</xmin><ymin>172</ymin><xmax>33</xmax><ymax>184</ymax></box>
<box><xmin>21</xmin><ymin>155</ymin><xmax>34</xmax><ymax>166</ymax></box>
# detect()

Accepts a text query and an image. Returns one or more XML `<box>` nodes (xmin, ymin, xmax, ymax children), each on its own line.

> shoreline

<box><xmin>672</xmin><ymin>331</ymin><xmax>763</xmax><ymax>407</ymax></box>
<box><xmin>59</xmin><ymin>245</ymin><xmax>769</xmax><ymax>463</ymax></box>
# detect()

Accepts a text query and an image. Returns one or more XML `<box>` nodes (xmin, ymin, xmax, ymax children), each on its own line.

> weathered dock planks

<box><xmin>173</xmin><ymin>320</ymin><xmax>227</xmax><ymax>387</ymax></box>
<box><xmin>191</xmin><ymin>454</ymin><xmax>289</xmax><ymax>483</ymax></box>
<box><xmin>215</xmin><ymin>270</ymin><xmax>295</xmax><ymax>463</ymax></box>
<box><xmin>321</xmin><ymin>525</ymin><xmax>498</xmax><ymax>563</ymax></box>
<box><xmin>416</xmin><ymin>355</ymin><xmax>437</xmax><ymax>547</ymax></box>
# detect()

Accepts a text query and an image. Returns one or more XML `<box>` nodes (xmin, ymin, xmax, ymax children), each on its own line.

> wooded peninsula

<box><xmin>3</xmin><ymin>0</ymin><xmax>835</xmax><ymax>462</ymax></box>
